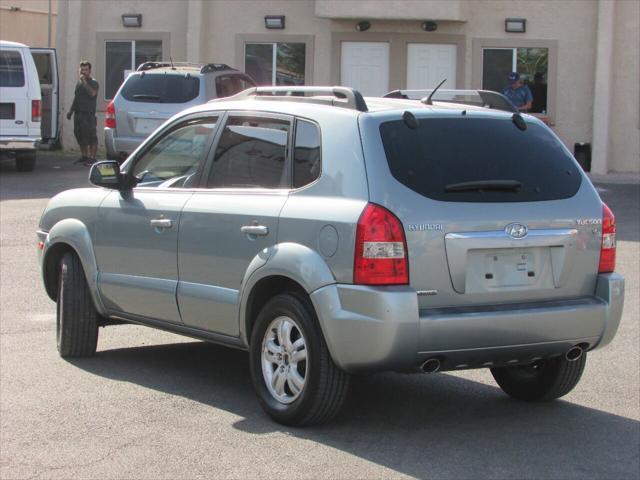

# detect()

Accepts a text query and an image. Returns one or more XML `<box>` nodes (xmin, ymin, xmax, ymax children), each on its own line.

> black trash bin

<box><xmin>574</xmin><ymin>142</ymin><xmax>592</xmax><ymax>172</ymax></box>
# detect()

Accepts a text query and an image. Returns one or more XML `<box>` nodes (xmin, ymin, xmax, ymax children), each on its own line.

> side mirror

<box><xmin>89</xmin><ymin>160</ymin><xmax>126</xmax><ymax>190</ymax></box>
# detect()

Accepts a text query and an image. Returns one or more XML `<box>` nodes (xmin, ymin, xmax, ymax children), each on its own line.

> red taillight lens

<box><xmin>31</xmin><ymin>99</ymin><xmax>41</xmax><ymax>122</ymax></box>
<box><xmin>354</xmin><ymin>203</ymin><xmax>409</xmax><ymax>285</ymax></box>
<box><xmin>598</xmin><ymin>203</ymin><xmax>616</xmax><ymax>273</ymax></box>
<box><xmin>105</xmin><ymin>100</ymin><xmax>116</xmax><ymax>129</ymax></box>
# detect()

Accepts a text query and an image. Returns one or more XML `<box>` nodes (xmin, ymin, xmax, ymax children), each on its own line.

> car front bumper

<box><xmin>310</xmin><ymin>273</ymin><xmax>625</xmax><ymax>373</ymax></box>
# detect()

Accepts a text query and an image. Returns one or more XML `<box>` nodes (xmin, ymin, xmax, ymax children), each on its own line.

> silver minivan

<box><xmin>105</xmin><ymin>62</ymin><xmax>255</xmax><ymax>161</ymax></box>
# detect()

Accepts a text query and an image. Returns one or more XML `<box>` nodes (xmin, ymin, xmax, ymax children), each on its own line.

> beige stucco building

<box><xmin>0</xmin><ymin>0</ymin><xmax>57</xmax><ymax>47</ymax></box>
<box><xmin>56</xmin><ymin>0</ymin><xmax>638</xmax><ymax>173</ymax></box>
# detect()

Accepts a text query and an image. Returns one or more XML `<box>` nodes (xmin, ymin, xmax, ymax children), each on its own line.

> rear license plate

<box><xmin>484</xmin><ymin>251</ymin><xmax>533</xmax><ymax>287</ymax></box>
<box><xmin>135</xmin><ymin>118</ymin><xmax>162</xmax><ymax>134</ymax></box>
<box><xmin>464</xmin><ymin>247</ymin><xmax>554</xmax><ymax>292</ymax></box>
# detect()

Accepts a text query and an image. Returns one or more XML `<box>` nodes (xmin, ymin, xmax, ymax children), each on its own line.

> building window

<box><xmin>105</xmin><ymin>40</ymin><xmax>162</xmax><ymax>99</ymax></box>
<box><xmin>244</xmin><ymin>42</ymin><xmax>305</xmax><ymax>86</ymax></box>
<box><xmin>482</xmin><ymin>47</ymin><xmax>548</xmax><ymax>113</ymax></box>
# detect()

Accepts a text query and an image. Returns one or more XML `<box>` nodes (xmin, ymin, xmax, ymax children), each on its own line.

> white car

<box><xmin>0</xmin><ymin>40</ymin><xmax>42</xmax><ymax>171</ymax></box>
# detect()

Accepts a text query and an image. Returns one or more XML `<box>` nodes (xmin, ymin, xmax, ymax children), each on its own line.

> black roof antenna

<box><xmin>424</xmin><ymin>78</ymin><xmax>447</xmax><ymax>105</ymax></box>
<box><xmin>170</xmin><ymin>56</ymin><xmax>175</xmax><ymax>70</ymax></box>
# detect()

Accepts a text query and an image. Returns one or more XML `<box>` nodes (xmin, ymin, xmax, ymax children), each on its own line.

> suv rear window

<box><xmin>379</xmin><ymin>117</ymin><xmax>582</xmax><ymax>202</ymax></box>
<box><xmin>0</xmin><ymin>50</ymin><xmax>25</xmax><ymax>87</ymax></box>
<box><xmin>120</xmin><ymin>73</ymin><xmax>199</xmax><ymax>103</ymax></box>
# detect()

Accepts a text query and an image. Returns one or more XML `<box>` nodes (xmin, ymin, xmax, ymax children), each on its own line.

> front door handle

<box><xmin>150</xmin><ymin>217</ymin><xmax>173</xmax><ymax>229</ymax></box>
<box><xmin>240</xmin><ymin>225</ymin><xmax>269</xmax><ymax>236</ymax></box>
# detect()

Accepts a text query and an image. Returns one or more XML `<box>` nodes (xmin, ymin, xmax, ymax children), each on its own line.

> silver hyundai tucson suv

<box><xmin>104</xmin><ymin>62</ymin><xmax>255</xmax><ymax>161</ymax></box>
<box><xmin>38</xmin><ymin>86</ymin><xmax>625</xmax><ymax>426</ymax></box>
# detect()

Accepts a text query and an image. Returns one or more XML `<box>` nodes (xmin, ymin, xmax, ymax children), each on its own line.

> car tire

<box><xmin>56</xmin><ymin>252</ymin><xmax>99</xmax><ymax>358</ymax></box>
<box><xmin>15</xmin><ymin>151</ymin><xmax>36</xmax><ymax>172</ymax></box>
<box><xmin>249</xmin><ymin>292</ymin><xmax>349</xmax><ymax>426</ymax></box>
<box><xmin>490</xmin><ymin>354</ymin><xmax>587</xmax><ymax>401</ymax></box>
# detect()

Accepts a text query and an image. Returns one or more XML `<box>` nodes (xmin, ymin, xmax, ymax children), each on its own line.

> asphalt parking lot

<box><xmin>1</xmin><ymin>153</ymin><xmax>638</xmax><ymax>479</ymax></box>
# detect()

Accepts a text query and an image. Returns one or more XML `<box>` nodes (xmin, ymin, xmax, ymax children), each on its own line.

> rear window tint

<box><xmin>379</xmin><ymin>117</ymin><xmax>582</xmax><ymax>202</ymax></box>
<box><xmin>0</xmin><ymin>50</ymin><xmax>25</xmax><ymax>87</ymax></box>
<box><xmin>121</xmin><ymin>73</ymin><xmax>199</xmax><ymax>103</ymax></box>
<box><xmin>293</xmin><ymin>120</ymin><xmax>321</xmax><ymax>188</ymax></box>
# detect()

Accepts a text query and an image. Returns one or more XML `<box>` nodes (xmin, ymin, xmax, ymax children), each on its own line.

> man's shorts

<box><xmin>74</xmin><ymin>112</ymin><xmax>97</xmax><ymax>146</ymax></box>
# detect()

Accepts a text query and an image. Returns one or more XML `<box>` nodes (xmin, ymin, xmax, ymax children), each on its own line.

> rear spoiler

<box><xmin>383</xmin><ymin>89</ymin><xmax>518</xmax><ymax>113</ymax></box>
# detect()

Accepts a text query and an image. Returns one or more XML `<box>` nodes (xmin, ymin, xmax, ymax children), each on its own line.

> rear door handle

<box><xmin>240</xmin><ymin>225</ymin><xmax>269</xmax><ymax>236</ymax></box>
<box><xmin>150</xmin><ymin>218</ymin><xmax>173</xmax><ymax>229</ymax></box>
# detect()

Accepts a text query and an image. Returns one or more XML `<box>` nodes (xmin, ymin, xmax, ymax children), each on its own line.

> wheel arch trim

<box><xmin>41</xmin><ymin>218</ymin><xmax>107</xmax><ymax>315</ymax></box>
<box><xmin>238</xmin><ymin>242</ymin><xmax>336</xmax><ymax>346</ymax></box>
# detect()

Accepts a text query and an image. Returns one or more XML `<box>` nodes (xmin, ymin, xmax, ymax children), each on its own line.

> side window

<box><xmin>215</xmin><ymin>75</ymin><xmax>255</xmax><ymax>98</ymax></box>
<box><xmin>0</xmin><ymin>50</ymin><xmax>25</xmax><ymax>87</ymax></box>
<box><xmin>207</xmin><ymin>115</ymin><xmax>290</xmax><ymax>189</ymax></box>
<box><xmin>132</xmin><ymin>118</ymin><xmax>218</xmax><ymax>188</ymax></box>
<box><xmin>293</xmin><ymin>120</ymin><xmax>321</xmax><ymax>188</ymax></box>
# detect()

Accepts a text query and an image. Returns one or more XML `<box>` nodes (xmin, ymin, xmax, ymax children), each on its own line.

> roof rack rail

<box><xmin>220</xmin><ymin>86</ymin><xmax>368</xmax><ymax>112</ymax></box>
<box><xmin>136</xmin><ymin>61</ymin><xmax>234</xmax><ymax>74</ymax></box>
<box><xmin>384</xmin><ymin>89</ymin><xmax>517</xmax><ymax>113</ymax></box>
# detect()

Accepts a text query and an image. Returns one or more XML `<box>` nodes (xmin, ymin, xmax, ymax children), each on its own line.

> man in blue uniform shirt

<box><xmin>502</xmin><ymin>72</ymin><xmax>533</xmax><ymax>112</ymax></box>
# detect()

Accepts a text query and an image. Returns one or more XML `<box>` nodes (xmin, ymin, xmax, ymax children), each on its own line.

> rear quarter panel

<box><xmin>277</xmin><ymin>110</ymin><xmax>369</xmax><ymax>284</ymax></box>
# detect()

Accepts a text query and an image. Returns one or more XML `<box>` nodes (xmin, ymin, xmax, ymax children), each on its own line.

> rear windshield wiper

<box><xmin>444</xmin><ymin>180</ymin><xmax>522</xmax><ymax>192</ymax></box>
<box><xmin>132</xmin><ymin>94</ymin><xmax>161</xmax><ymax>100</ymax></box>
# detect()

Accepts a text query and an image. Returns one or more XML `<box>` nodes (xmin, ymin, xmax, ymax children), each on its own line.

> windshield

<box><xmin>379</xmin><ymin>116</ymin><xmax>582</xmax><ymax>202</ymax></box>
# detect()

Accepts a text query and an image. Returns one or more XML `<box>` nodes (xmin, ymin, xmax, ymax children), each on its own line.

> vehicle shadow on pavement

<box><xmin>70</xmin><ymin>340</ymin><xmax>640</xmax><ymax>479</ymax></box>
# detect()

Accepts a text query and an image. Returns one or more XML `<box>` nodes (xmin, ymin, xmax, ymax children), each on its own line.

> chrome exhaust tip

<box><xmin>565</xmin><ymin>346</ymin><xmax>583</xmax><ymax>362</ymax></box>
<box><xmin>421</xmin><ymin>358</ymin><xmax>441</xmax><ymax>374</ymax></box>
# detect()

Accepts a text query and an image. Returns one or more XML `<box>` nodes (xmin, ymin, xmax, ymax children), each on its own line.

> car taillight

<box><xmin>354</xmin><ymin>203</ymin><xmax>409</xmax><ymax>285</ymax></box>
<box><xmin>105</xmin><ymin>100</ymin><xmax>116</xmax><ymax>129</ymax></box>
<box><xmin>599</xmin><ymin>203</ymin><xmax>616</xmax><ymax>273</ymax></box>
<box><xmin>31</xmin><ymin>99</ymin><xmax>41</xmax><ymax>122</ymax></box>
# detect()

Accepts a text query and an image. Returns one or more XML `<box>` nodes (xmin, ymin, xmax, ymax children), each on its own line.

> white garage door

<box><xmin>407</xmin><ymin>43</ymin><xmax>457</xmax><ymax>90</ymax></box>
<box><xmin>341</xmin><ymin>42</ymin><xmax>389</xmax><ymax>97</ymax></box>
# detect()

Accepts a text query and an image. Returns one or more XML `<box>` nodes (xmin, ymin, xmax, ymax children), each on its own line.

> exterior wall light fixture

<box><xmin>421</xmin><ymin>21</ymin><xmax>438</xmax><ymax>32</ymax></box>
<box><xmin>505</xmin><ymin>18</ymin><xmax>526</xmax><ymax>33</ymax></box>
<box><xmin>355</xmin><ymin>21</ymin><xmax>371</xmax><ymax>32</ymax></box>
<box><xmin>265</xmin><ymin>15</ymin><xmax>285</xmax><ymax>29</ymax></box>
<box><xmin>121</xmin><ymin>14</ymin><xmax>142</xmax><ymax>28</ymax></box>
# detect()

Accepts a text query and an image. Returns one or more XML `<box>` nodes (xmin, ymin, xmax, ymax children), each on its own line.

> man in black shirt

<box><xmin>66</xmin><ymin>61</ymin><xmax>99</xmax><ymax>165</ymax></box>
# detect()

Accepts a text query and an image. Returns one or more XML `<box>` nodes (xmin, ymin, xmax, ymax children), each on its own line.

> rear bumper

<box><xmin>311</xmin><ymin>273</ymin><xmax>625</xmax><ymax>373</ymax></box>
<box><xmin>104</xmin><ymin>128</ymin><xmax>143</xmax><ymax>157</ymax></box>
<box><xmin>0</xmin><ymin>136</ymin><xmax>40</xmax><ymax>151</ymax></box>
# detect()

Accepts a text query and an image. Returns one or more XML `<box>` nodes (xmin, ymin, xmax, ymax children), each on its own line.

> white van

<box><xmin>0</xmin><ymin>40</ymin><xmax>42</xmax><ymax>171</ymax></box>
